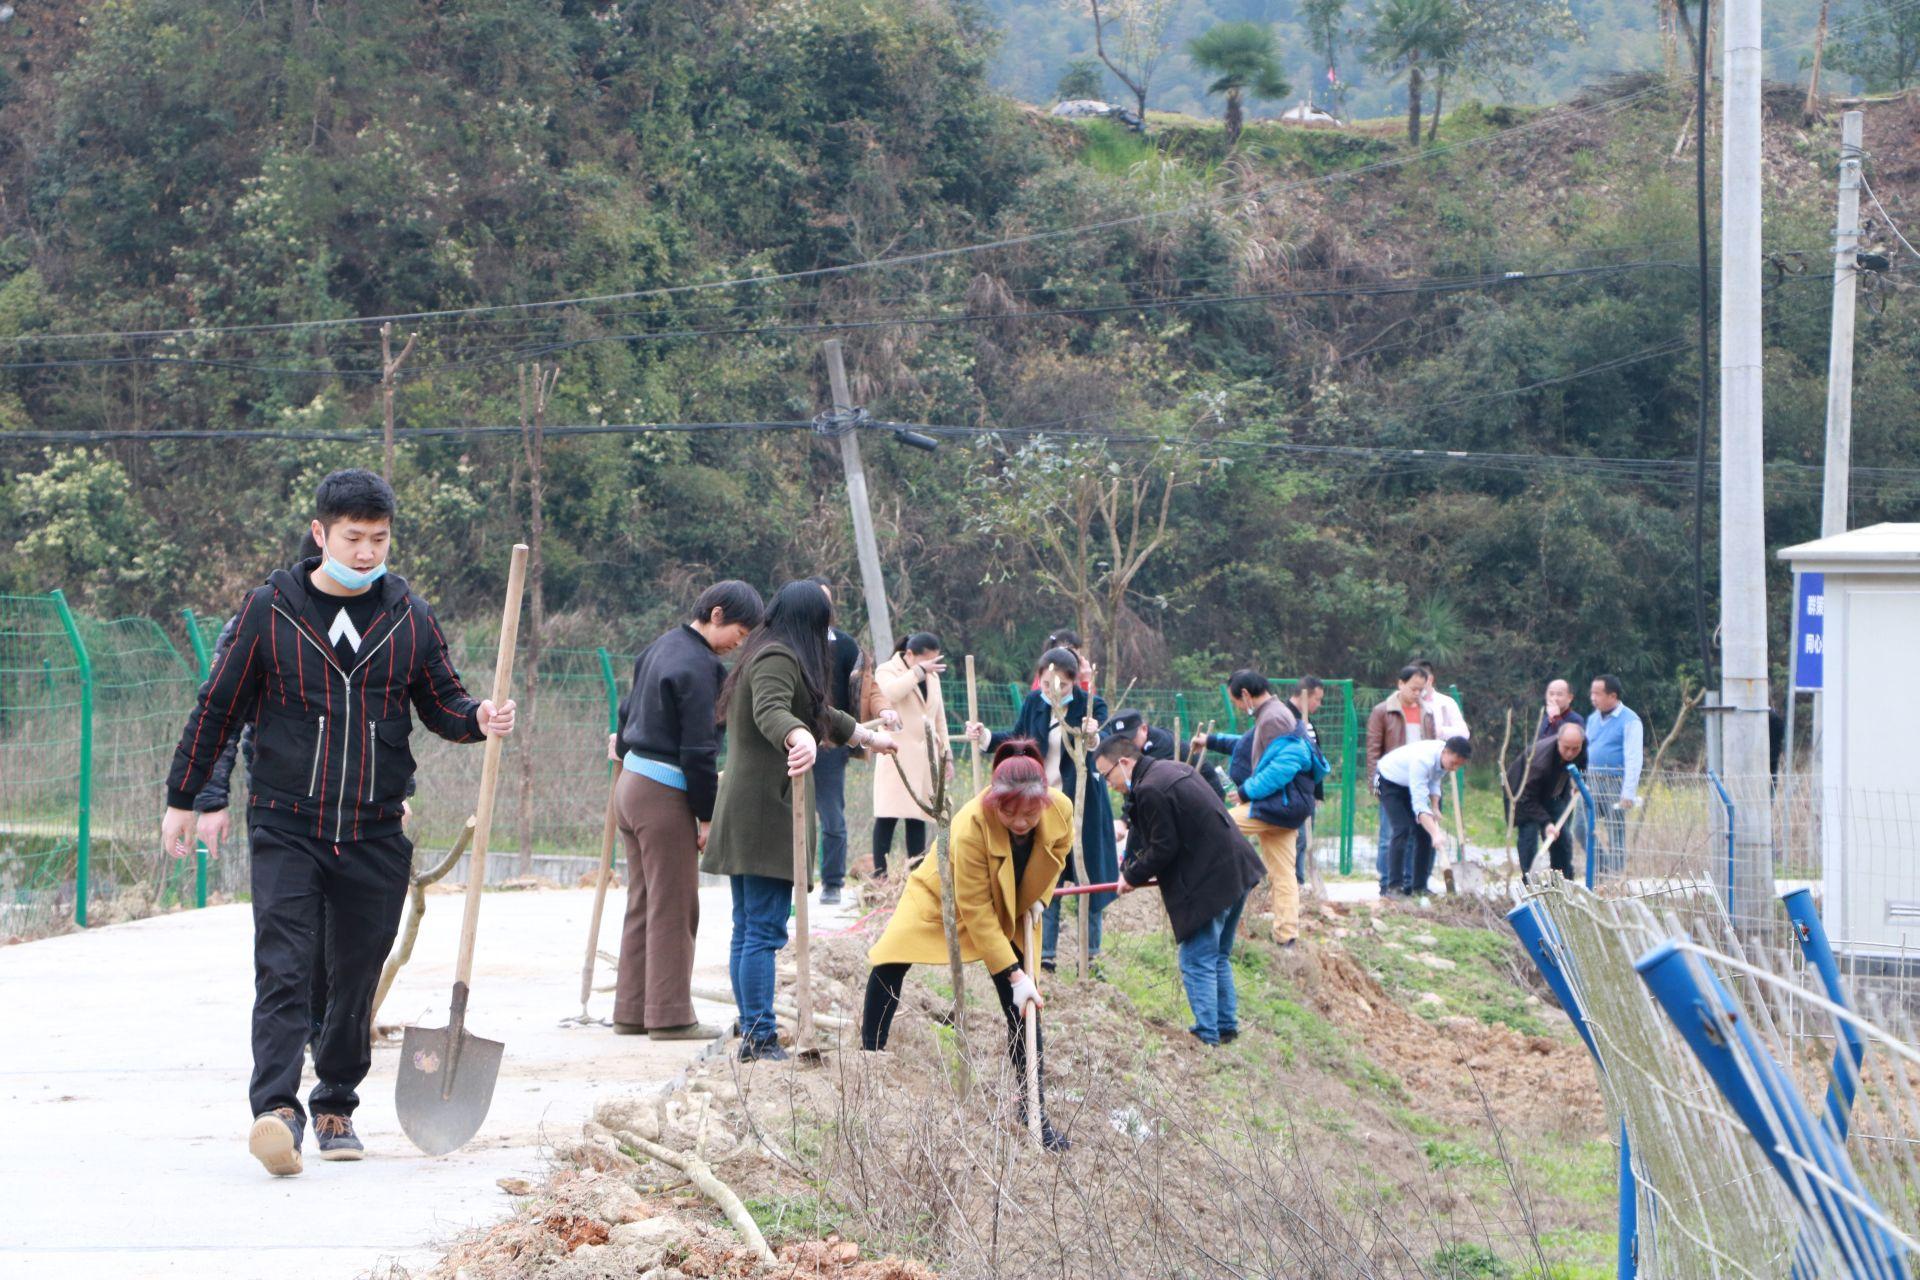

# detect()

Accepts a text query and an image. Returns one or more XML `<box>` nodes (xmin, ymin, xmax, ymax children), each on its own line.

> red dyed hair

<box><xmin>981</xmin><ymin>738</ymin><xmax>1049</xmax><ymax>823</ymax></box>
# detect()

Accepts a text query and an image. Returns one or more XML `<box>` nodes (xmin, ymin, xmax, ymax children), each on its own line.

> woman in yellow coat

<box><xmin>861</xmin><ymin>739</ymin><xmax>1075</xmax><ymax>1150</ymax></box>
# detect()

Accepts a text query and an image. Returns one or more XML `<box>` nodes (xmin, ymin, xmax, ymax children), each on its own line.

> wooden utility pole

<box><xmin>821</xmin><ymin>340</ymin><xmax>895</xmax><ymax>657</ymax></box>
<box><xmin>1805</xmin><ymin>0</ymin><xmax>1833</xmax><ymax>122</ymax></box>
<box><xmin>516</xmin><ymin>362</ymin><xmax>559</xmax><ymax>876</ymax></box>
<box><xmin>379</xmin><ymin>322</ymin><xmax>418</xmax><ymax>483</ymax></box>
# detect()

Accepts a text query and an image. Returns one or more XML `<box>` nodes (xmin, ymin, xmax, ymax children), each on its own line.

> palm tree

<box><xmin>1186</xmin><ymin>22</ymin><xmax>1291</xmax><ymax>146</ymax></box>
<box><xmin>1368</xmin><ymin>0</ymin><xmax>1464</xmax><ymax>146</ymax></box>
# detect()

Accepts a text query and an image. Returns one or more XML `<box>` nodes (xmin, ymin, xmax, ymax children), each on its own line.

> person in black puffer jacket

<box><xmin>161</xmin><ymin>470</ymin><xmax>516</xmax><ymax>1178</ymax></box>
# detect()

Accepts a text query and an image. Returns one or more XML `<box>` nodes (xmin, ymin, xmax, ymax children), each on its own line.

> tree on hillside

<box><xmin>1302</xmin><ymin>0</ymin><xmax>1348</xmax><ymax>112</ymax></box>
<box><xmin>1057</xmin><ymin>56</ymin><xmax>1106</xmax><ymax>99</ymax></box>
<box><xmin>1830</xmin><ymin>0</ymin><xmax>1920</xmax><ymax>89</ymax></box>
<box><xmin>1187</xmin><ymin>22</ymin><xmax>1290</xmax><ymax>144</ymax></box>
<box><xmin>1368</xmin><ymin>0</ymin><xmax>1463</xmax><ymax>145</ymax></box>
<box><xmin>1065</xmin><ymin>0</ymin><xmax>1183</xmax><ymax>127</ymax></box>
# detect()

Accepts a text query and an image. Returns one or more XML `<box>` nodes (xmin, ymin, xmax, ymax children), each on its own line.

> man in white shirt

<box><xmin>1375</xmin><ymin>736</ymin><xmax>1472</xmax><ymax>896</ymax></box>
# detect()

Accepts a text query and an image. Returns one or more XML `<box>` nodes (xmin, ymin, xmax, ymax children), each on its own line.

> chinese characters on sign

<box><xmin>1793</xmin><ymin>572</ymin><xmax>1824</xmax><ymax>692</ymax></box>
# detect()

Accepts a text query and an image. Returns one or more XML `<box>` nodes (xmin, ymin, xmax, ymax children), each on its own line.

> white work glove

<box><xmin>785</xmin><ymin>729</ymin><xmax>818</xmax><ymax>776</ymax></box>
<box><xmin>1009</xmin><ymin>969</ymin><xmax>1042</xmax><ymax>1015</ymax></box>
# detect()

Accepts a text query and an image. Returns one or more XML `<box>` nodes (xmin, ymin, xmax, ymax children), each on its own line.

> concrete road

<box><xmin>0</xmin><ymin>880</ymin><xmax>854</xmax><ymax>1279</ymax></box>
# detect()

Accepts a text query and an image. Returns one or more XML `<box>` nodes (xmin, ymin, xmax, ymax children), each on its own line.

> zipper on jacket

<box><xmin>367</xmin><ymin>720</ymin><xmax>378</xmax><ymax>802</ymax></box>
<box><xmin>308</xmin><ymin>716</ymin><xmax>326</xmax><ymax>796</ymax></box>
<box><xmin>270</xmin><ymin>600</ymin><xmax>412</xmax><ymax>841</ymax></box>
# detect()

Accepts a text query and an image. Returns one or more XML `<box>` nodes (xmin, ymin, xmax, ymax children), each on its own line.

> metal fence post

<box><xmin>1219</xmin><ymin>684</ymin><xmax>1238</xmax><ymax>734</ymax></box>
<box><xmin>1781</xmin><ymin>887</ymin><xmax>1867</xmax><ymax>1141</ymax></box>
<box><xmin>50</xmin><ymin>590</ymin><xmax>93</xmax><ymax>928</ymax></box>
<box><xmin>182</xmin><ymin>608</ymin><xmax>211</xmax><ymax>679</ymax></box>
<box><xmin>1568</xmin><ymin>764</ymin><xmax>1598</xmax><ymax>888</ymax></box>
<box><xmin>595</xmin><ymin>647</ymin><xmax>620</xmax><ymax>737</ymax></box>
<box><xmin>1636</xmin><ymin>940</ymin><xmax>1906</xmax><ymax>1273</ymax></box>
<box><xmin>1707</xmin><ymin>769</ymin><xmax>1735</xmax><ymax>912</ymax></box>
<box><xmin>1507</xmin><ymin>900</ymin><xmax>1636</xmax><ymax>1278</ymax></box>
<box><xmin>180</xmin><ymin>608</ymin><xmax>214</xmax><ymax>907</ymax></box>
<box><xmin>1339</xmin><ymin>679</ymin><xmax>1357</xmax><ymax>875</ymax></box>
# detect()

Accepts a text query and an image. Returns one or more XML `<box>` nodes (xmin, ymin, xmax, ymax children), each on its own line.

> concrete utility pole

<box><xmin>1719</xmin><ymin>0</ymin><xmax>1774</xmax><ymax>916</ymax></box>
<box><xmin>1822</xmin><ymin>111</ymin><xmax>1864</xmax><ymax>539</ymax></box>
<box><xmin>821</xmin><ymin>340</ymin><xmax>895</xmax><ymax>657</ymax></box>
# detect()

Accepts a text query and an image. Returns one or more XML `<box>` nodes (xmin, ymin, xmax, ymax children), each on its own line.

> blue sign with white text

<box><xmin>1793</xmin><ymin>571</ymin><xmax>1824</xmax><ymax>692</ymax></box>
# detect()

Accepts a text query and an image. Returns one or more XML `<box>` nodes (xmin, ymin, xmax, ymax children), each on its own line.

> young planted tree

<box><xmin>1187</xmin><ymin>22</ymin><xmax>1290</xmax><ymax>145</ymax></box>
<box><xmin>1368</xmin><ymin>0</ymin><xmax>1464</xmax><ymax>145</ymax></box>
<box><xmin>1065</xmin><ymin>0</ymin><xmax>1184</xmax><ymax>127</ymax></box>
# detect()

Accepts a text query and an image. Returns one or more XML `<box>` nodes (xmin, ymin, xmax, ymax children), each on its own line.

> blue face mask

<box><xmin>320</xmin><ymin>556</ymin><xmax>388</xmax><ymax>590</ymax></box>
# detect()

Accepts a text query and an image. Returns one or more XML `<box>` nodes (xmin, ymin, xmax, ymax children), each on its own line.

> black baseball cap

<box><xmin>1100</xmin><ymin>709</ymin><xmax>1146</xmax><ymax>742</ymax></box>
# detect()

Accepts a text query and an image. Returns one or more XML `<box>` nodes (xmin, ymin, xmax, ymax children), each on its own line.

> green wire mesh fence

<box><xmin>1</xmin><ymin>587</ymin><xmax>1471</xmax><ymax>939</ymax></box>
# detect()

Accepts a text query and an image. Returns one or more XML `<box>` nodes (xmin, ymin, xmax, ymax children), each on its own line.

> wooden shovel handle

<box><xmin>580</xmin><ymin>772</ymin><xmax>621</xmax><ymax>1008</ymax></box>
<box><xmin>791</xmin><ymin>783</ymin><xmax>814</xmax><ymax>1043</ymax></box>
<box><xmin>454</xmin><ymin>543</ymin><xmax>528</xmax><ymax>988</ymax></box>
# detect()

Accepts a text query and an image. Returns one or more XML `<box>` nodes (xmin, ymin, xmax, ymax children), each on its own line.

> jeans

<box><xmin>1379</xmin><ymin>781</ymin><xmax>1434</xmax><ymax>895</ymax></box>
<box><xmin>1041</xmin><ymin>895</ymin><xmax>1104</xmax><ymax>964</ymax></box>
<box><xmin>1178</xmin><ymin>895</ymin><xmax>1247</xmax><ymax>1043</ymax></box>
<box><xmin>1375</xmin><ymin>794</ymin><xmax>1398</xmax><ymax>892</ymax></box>
<box><xmin>727</xmin><ymin>874</ymin><xmax>792</xmax><ymax>1049</ymax></box>
<box><xmin>1296</xmin><ymin>816</ymin><xmax>1310</xmax><ymax>887</ymax></box>
<box><xmin>248</xmin><ymin>825</ymin><xmax>411</xmax><ymax>1123</ymax></box>
<box><xmin>814</xmin><ymin>746</ymin><xmax>849</xmax><ymax>890</ymax></box>
<box><xmin>1518</xmin><ymin>820</ymin><xmax>1574</xmax><ymax>880</ymax></box>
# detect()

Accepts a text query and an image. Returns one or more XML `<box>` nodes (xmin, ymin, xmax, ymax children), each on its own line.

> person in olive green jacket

<box><xmin>702</xmin><ymin>581</ymin><xmax>896</xmax><ymax>1062</ymax></box>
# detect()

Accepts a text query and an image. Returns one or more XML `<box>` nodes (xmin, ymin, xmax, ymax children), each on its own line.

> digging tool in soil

<box><xmin>562</xmin><ymin>772</ymin><xmax>621</xmax><ymax>1028</ymax></box>
<box><xmin>789</xmin><ymin>784</ymin><xmax>822</xmax><ymax>1064</ymax></box>
<box><xmin>396</xmin><ymin>543</ymin><xmax>527</xmax><ymax>1156</ymax></box>
<box><xmin>1022</xmin><ymin>911</ymin><xmax>1042</xmax><ymax>1144</ymax></box>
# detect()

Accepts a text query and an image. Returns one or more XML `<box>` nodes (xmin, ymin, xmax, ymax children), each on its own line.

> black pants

<box><xmin>1517</xmin><ymin>820</ymin><xmax>1574</xmax><ymax>880</ymax></box>
<box><xmin>248</xmin><ymin>824</ymin><xmax>411</xmax><ymax>1123</ymax></box>
<box><xmin>871</xmin><ymin>818</ymin><xmax>927</xmax><ymax>877</ymax></box>
<box><xmin>1379</xmin><ymin>780</ymin><xmax>1434</xmax><ymax>895</ymax></box>
<box><xmin>861</xmin><ymin>955</ymin><xmax>1046</xmax><ymax>1117</ymax></box>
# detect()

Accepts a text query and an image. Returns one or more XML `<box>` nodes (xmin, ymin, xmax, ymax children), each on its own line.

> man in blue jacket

<box><xmin>1192</xmin><ymin>687</ymin><xmax>1327</xmax><ymax>947</ymax></box>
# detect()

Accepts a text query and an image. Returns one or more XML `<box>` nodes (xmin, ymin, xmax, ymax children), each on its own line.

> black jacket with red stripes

<box><xmin>165</xmin><ymin>559</ymin><xmax>483</xmax><ymax>842</ymax></box>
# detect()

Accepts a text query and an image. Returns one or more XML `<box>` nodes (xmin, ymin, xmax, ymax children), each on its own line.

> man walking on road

<box><xmin>1585</xmin><ymin>674</ymin><xmax>1644</xmax><ymax>876</ymax></box>
<box><xmin>1375</xmin><ymin>736</ymin><xmax>1471</xmax><ymax>896</ymax></box>
<box><xmin>1366</xmin><ymin>667</ymin><xmax>1435</xmax><ymax>893</ymax></box>
<box><xmin>1285</xmin><ymin>677</ymin><xmax>1327</xmax><ymax>888</ymax></box>
<box><xmin>1098</xmin><ymin>739</ymin><xmax>1265</xmax><ymax>1046</ymax></box>
<box><xmin>611</xmin><ymin>580</ymin><xmax>764</xmax><ymax>1041</ymax></box>
<box><xmin>161</xmin><ymin>470</ymin><xmax>516</xmax><ymax>1177</ymax></box>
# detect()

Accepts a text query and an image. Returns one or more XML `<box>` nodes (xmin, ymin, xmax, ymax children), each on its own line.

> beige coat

<box><xmin>870</xmin><ymin>650</ymin><xmax>951</xmax><ymax>820</ymax></box>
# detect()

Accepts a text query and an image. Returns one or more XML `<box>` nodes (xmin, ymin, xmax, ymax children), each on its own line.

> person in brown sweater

<box><xmin>1365</xmin><ymin>666</ymin><xmax>1437</xmax><ymax>893</ymax></box>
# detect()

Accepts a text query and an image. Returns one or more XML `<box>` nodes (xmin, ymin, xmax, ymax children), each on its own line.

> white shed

<box><xmin>1777</xmin><ymin>523</ymin><xmax>1920</xmax><ymax>956</ymax></box>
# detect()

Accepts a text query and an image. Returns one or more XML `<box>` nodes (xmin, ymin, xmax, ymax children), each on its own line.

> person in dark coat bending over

<box><xmin>1094</xmin><ymin>738</ymin><xmax>1265</xmax><ymax>1046</ymax></box>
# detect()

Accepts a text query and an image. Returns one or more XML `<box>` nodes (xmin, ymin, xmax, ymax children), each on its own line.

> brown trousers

<box><xmin>613</xmin><ymin>770</ymin><xmax>701</xmax><ymax>1028</ymax></box>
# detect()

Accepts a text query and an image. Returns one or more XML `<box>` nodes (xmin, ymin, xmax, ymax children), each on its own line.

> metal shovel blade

<box><xmin>395</xmin><ymin>1022</ymin><xmax>503</xmax><ymax>1156</ymax></box>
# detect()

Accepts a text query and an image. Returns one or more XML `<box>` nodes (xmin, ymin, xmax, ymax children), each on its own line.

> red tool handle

<box><xmin>1051</xmin><ymin>878</ymin><xmax>1157</xmax><ymax>897</ymax></box>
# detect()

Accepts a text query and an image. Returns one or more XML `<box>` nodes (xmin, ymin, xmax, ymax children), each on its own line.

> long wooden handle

<box><xmin>454</xmin><ymin>542</ymin><xmax>528</xmax><ymax>988</ymax></box>
<box><xmin>791</xmin><ymin>784</ymin><xmax>814</xmax><ymax>1044</ymax></box>
<box><xmin>965</xmin><ymin>654</ymin><xmax>982</xmax><ymax>793</ymax></box>
<box><xmin>1023</xmin><ymin>912</ymin><xmax>1042</xmax><ymax>1143</ymax></box>
<box><xmin>1449</xmin><ymin>771</ymin><xmax>1467</xmax><ymax>865</ymax></box>
<box><xmin>580</xmin><ymin>772</ymin><xmax>620</xmax><ymax>1009</ymax></box>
